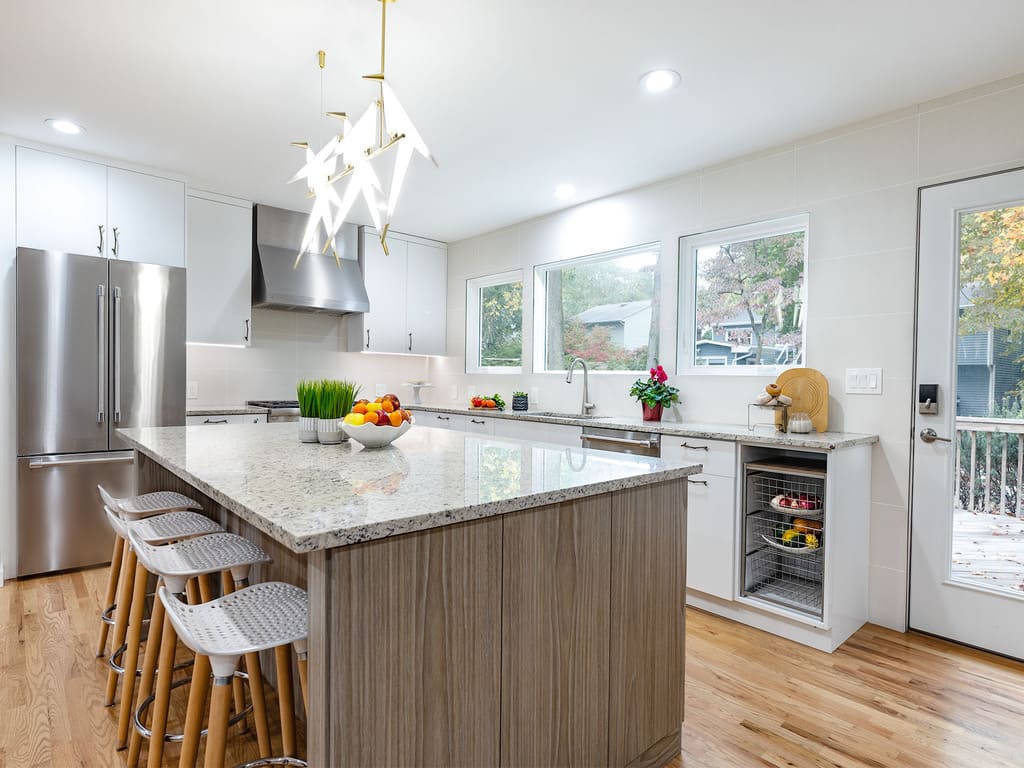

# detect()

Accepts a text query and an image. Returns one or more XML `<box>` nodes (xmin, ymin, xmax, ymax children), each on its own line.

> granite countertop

<box><xmin>117</xmin><ymin>423</ymin><xmax>702</xmax><ymax>553</ymax></box>
<box><xmin>406</xmin><ymin>405</ymin><xmax>878</xmax><ymax>451</ymax></box>
<box><xmin>186</xmin><ymin>405</ymin><xmax>271</xmax><ymax>416</ymax></box>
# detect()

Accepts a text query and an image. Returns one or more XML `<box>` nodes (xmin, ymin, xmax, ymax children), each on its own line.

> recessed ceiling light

<box><xmin>45</xmin><ymin>118</ymin><xmax>85</xmax><ymax>135</ymax></box>
<box><xmin>555</xmin><ymin>184</ymin><xmax>576</xmax><ymax>200</ymax></box>
<box><xmin>640</xmin><ymin>69</ymin><xmax>681</xmax><ymax>94</ymax></box>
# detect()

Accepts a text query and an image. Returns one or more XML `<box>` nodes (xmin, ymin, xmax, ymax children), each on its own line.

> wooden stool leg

<box><xmin>297</xmin><ymin>653</ymin><xmax>309</xmax><ymax>713</ymax></box>
<box><xmin>177</xmin><ymin>653</ymin><xmax>211</xmax><ymax>768</ymax></box>
<box><xmin>146</xmin><ymin>604</ymin><xmax>181</xmax><ymax>768</ymax></box>
<box><xmin>96</xmin><ymin>533</ymin><xmax>125</xmax><ymax>657</ymax></box>
<box><xmin>275</xmin><ymin>643</ymin><xmax>297</xmax><ymax>756</ymax></box>
<box><xmin>105</xmin><ymin>547</ymin><xmax>137</xmax><ymax>706</ymax></box>
<box><xmin>221</xmin><ymin>577</ymin><xmax>248</xmax><ymax>732</ymax></box>
<box><xmin>244</xmin><ymin>651</ymin><xmax>272</xmax><ymax>757</ymax></box>
<box><xmin>185</xmin><ymin>577</ymin><xmax>200</xmax><ymax>605</ymax></box>
<box><xmin>204</xmin><ymin>679</ymin><xmax>233</xmax><ymax>768</ymax></box>
<box><xmin>127</xmin><ymin>586</ymin><xmax>165</xmax><ymax>768</ymax></box>
<box><xmin>117</xmin><ymin>560</ymin><xmax>150</xmax><ymax>748</ymax></box>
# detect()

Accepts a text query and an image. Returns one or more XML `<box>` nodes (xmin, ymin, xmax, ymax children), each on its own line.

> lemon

<box><xmin>344</xmin><ymin>413</ymin><xmax>365</xmax><ymax>426</ymax></box>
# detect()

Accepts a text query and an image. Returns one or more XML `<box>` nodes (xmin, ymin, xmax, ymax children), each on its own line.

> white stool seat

<box><xmin>127</xmin><ymin>530</ymin><xmax>271</xmax><ymax>593</ymax></box>
<box><xmin>159</xmin><ymin>582</ymin><xmax>308</xmax><ymax>678</ymax></box>
<box><xmin>99</xmin><ymin>485</ymin><xmax>201</xmax><ymax>521</ymax></box>
<box><xmin>127</xmin><ymin>511</ymin><xmax>223</xmax><ymax>545</ymax></box>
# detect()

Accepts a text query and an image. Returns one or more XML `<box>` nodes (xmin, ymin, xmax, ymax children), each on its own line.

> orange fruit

<box><xmin>381</xmin><ymin>399</ymin><xmax>395</xmax><ymax>413</ymax></box>
<box><xmin>400</xmin><ymin>409</ymin><xmax>412</xmax><ymax>423</ymax></box>
<box><xmin>484</xmin><ymin>399</ymin><xmax>496</xmax><ymax>408</ymax></box>
<box><xmin>353</xmin><ymin>403</ymin><xmax>368</xmax><ymax>415</ymax></box>
<box><xmin>388</xmin><ymin>411</ymin><xmax>403</xmax><ymax>427</ymax></box>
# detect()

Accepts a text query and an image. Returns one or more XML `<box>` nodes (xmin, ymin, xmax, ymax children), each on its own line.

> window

<box><xmin>679</xmin><ymin>215</ymin><xmax>808</xmax><ymax>373</ymax></box>
<box><xmin>466</xmin><ymin>270</ymin><xmax>523</xmax><ymax>373</ymax></box>
<box><xmin>534</xmin><ymin>244</ymin><xmax>660</xmax><ymax>372</ymax></box>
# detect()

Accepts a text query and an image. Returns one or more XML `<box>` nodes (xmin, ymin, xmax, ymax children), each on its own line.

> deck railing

<box><xmin>955</xmin><ymin>417</ymin><xmax>1024</xmax><ymax>516</ymax></box>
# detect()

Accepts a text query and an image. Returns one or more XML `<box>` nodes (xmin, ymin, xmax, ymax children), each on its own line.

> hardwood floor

<box><xmin>2</xmin><ymin>566</ymin><xmax>1023</xmax><ymax>767</ymax></box>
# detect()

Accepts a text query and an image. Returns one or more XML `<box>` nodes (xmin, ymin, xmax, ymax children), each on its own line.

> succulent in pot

<box><xmin>511</xmin><ymin>390</ymin><xmax>529</xmax><ymax>412</ymax></box>
<box><xmin>297</xmin><ymin>379</ymin><xmax>320</xmax><ymax>442</ymax></box>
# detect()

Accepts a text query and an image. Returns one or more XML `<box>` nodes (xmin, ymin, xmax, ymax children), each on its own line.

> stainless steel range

<box><xmin>246</xmin><ymin>400</ymin><xmax>301</xmax><ymax>423</ymax></box>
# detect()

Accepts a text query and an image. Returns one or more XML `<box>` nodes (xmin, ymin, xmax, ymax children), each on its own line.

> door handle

<box><xmin>920</xmin><ymin>428</ymin><xmax>952</xmax><ymax>444</ymax></box>
<box><xmin>581</xmin><ymin>434</ymin><xmax>659</xmax><ymax>450</ymax></box>
<box><xmin>29</xmin><ymin>455</ymin><xmax>135</xmax><ymax>469</ymax></box>
<box><xmin>408</xmin><ymin>332</ymin><xmax>413</xmax><ymax>352</ymax></box>
<box><xmin>687</xmin><ymin>478</ymin><xmax>708</xmax><ymax>486</ymax></box>
<box><xmin>436</xmin><ymin>415</ymin><xmax>450</xmax><ymax>421</ymax></box>
<box><xmin>113</xmin><ymin>286</ymin><xmax>122</xmax><ymax>422</ymax></box>
<box><xmin>680</xmin><ymin>442</ymin><xmax>709</xmax><ymax>451</ymax></box>
<box><xmin>112</xmin><ymin>227</ymin><xmax>120</xmax><ymax>258</ymax></box>
<box><xmin>470</xmin><ymin>419</ymin><xmax>486</xmax><ymax>425</ymax></box>
<box><xmin>97</xmin><ymin>285</ymin><xmax>106</xmax><ymax>423</ymax></box>
<box><xmin>366</xmin><ymin>329</ymin><xmax>371</xmax><ymax>349</ymax></box>
<box><xmin>98</xmin><ymin>225</ymin><xmax>105</xmax><ymax>255</ymax></box>
<box><xmin>244</xmin><ymin>318</ymin><xmax>250</xmax><ymax>343</ymax></box>
<box><xmin>203</xmin><ymin>418</ymin><xmax>229</xmax><ymax>425</ymax></box>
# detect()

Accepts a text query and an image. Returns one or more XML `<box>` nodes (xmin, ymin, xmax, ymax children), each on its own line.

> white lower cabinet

<box><xmin>491</xmin><ymin>418</ymin><xmax>546</xmax><ymax>441</ymax></box>
<box><xmin>465</xmin><ymin>415</ymin><xmax>495</xmax><ymax>435</ymax></box>
<box><xmin>186</xmin><ymin>413</ymin><xmax>267</xmax><ymax>426</ymax></box>
<box><xmin>419</xmin><ymin>411</ymin><xmax>467</xmax><ymax>430</ymax></box>
<box><xmin>543</xmin><ymin>423</ymin><xmax>583</xmax><ymax>447</ymax></box>
<box><xmin>682</xmin><ymin>472</ymin><xmax>736</xmax><ymax>600</ymax></box>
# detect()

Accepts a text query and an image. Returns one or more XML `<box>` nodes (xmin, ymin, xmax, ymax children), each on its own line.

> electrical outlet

<box><xmin>186</xmin><ymin>381</ymin><xmax>199</xmax><ymax>400</ymax></box>
<box><xmin>845</xmin><ymin>368</ymin><xmax>883</xmax><ymax>395</ymax></box>
<box><xmin>375</xmin><ymin>383</ymin><xmax>387</xmax><ymax>397</ymax></box>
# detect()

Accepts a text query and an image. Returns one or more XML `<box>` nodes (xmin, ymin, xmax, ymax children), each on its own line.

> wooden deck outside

<box><xmin>952</xmin><ymin>507</ymin><xmax>1024</xmax><ymax>593</ymax></box>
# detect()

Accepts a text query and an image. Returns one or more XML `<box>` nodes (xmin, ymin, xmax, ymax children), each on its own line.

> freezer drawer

<box><xmin>17</xmin><ymin>451</ymin><xmax>135</xmax><ymax>577</ymax></box>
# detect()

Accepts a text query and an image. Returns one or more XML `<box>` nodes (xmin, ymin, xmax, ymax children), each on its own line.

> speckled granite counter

<box><xmin>118</xmin><ymin>422</ymin><xmax>701</xmax><ymax>553</ymax></box>
<box><xmin>407</xmin><ymin>404</ymin><xmax>878</xmax><ymax>451</ymax></box>
<box><xmin>186</xmin><ymin>405</ymin><xmax>271</xmax><ymax>417</ymax></box>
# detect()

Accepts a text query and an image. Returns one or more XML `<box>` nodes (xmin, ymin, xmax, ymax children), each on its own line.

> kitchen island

<box><xmin>118</xmin><ymin>422</ymin><xmax>701</xmax><ymax>768</ymax></box>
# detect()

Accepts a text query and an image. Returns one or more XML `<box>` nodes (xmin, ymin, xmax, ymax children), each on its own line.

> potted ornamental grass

<box><xmin>297</xmin><ymin>379</ymin><xmax>320</xmax><ymax>443</ymax></box>
<box><xmin>629</xmin><ymin>364</ymin><xmax>679</xmax><ymax>422</ymax></box>
<box><xmin>512</xmin><ymin>391</ymin><xmax>529</xmax><ymax>412</ymax></box>
<box><xmin>317</xmin><ymin>379</ymin><xmax>361</xmax><ymax>445</ymax></box>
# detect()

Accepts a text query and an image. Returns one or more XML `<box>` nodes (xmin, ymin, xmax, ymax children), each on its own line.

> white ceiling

<box><xmin>3</xmin><ymin>1</ymin><xmax>1024</xmax><ymax>243</ymax></box>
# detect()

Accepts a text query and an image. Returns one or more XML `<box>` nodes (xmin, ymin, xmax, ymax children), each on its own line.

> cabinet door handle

<box><xmin>437</xmin><ymin>415</ymin><xmax>450</xmax><ymax>421</ymax></box>
<box><xmin>471</xmin><ymin>419</ymin><xmax>485</xmax><ymax>424</ymax></box>
<box><xmin>408</xmin><ymin>332</ymin><xmax>413</xmax><ymax>352</ymax></box>
<box><xmin>366</xmin><ymin>329</ymin><xmax>371</xmax><ymax>349</ymax></box>
<box><xmin>97</xmin><ymin>225</ymin><xmax>105</xmax><ymax>255</ymax></box>
<box><xmin>244</xmin><ymin>318</ymin><xmax>250</xmax><ymax>343</ymax></box>
<box><xmin>687</xmin><ymin>478</ymin><xmax>708</xmax><ymax>486</ymax></box>
<box><xmin>680</xmin><ymin>442</ymin><xmax>709</xmax><ymax>451</ymax></box>
<box><xmin>112</xmin><ymin>227</ymin><xmax>120</xmax><ymax>258</ymax></box>
<box><xmin>203</xmin><ymin>418</ymin><xmax>229</xmax><ymax>424</ymax></box>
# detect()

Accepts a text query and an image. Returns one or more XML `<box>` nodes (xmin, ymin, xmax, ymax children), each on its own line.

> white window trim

<box><xmin>466</xmin><ymin>269</ymin><xmax>523</xmax><ymax>374</ymax></box>
<box><xmin>678</xmin><ymin>214</ymin><xmax>809</xmax><ymax>377</ymax></box>
<box><xmin>532</xmin><ymin>243</ymin><xmax>661</xmax><ymax>374</ymax></box>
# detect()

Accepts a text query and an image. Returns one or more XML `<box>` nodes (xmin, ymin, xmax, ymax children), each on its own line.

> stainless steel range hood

<box><xmin>252</xmin><ymin>204</ymin><xmax>370</xmax><ymax>315</ymax></box>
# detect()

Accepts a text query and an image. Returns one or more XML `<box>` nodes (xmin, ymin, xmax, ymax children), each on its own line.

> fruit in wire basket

<box><xmin>791</xmin><ymin>517</ymin><xmax>823</xmax><ymax>534</ymax></box>
<box><xmin>781</xmin><ymin>528</ymin><xmax>803</xmax><ymax>546</ymax></box>
<box><xmin>803</xmin><ymin>533</ymin><xmax>820</xmax><ymax>549</ymax></box>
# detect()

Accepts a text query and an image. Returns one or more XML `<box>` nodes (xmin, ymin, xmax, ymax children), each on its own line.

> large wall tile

<box><xmin>807</xmin><ymin>183</ymin><xmax>918</xmax><ymax>260</ymax></box>
<box><xmin>699</xmin><ymin>150</ymin><xmax>795</xmax><ymax>228</ymax></box>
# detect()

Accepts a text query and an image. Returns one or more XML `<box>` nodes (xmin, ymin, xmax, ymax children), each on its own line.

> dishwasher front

<box><xmin>580</xmin><ymin>426</ymin><xmax>661</xmax><ymax>457</ymax></box>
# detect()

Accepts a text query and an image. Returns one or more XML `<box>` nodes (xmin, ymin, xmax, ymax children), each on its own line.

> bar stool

<box><xmin>123</xmin><ymin>528</ymin><xmax>273</xmax><ymax>768</ymax></box>
<box><xmin>96</xmin><ymin>484</ymin><xmax>204</xmax><ymax>658</ymax></box>
<box><xmin>103</xmin><ymin>506</ymin><xmax>223</xmax><ymax>708</ymax></box>
<box><xmin>158</xmin><ymin>581</ymin><xmax>309</xmax><ymax>768</ymax></box>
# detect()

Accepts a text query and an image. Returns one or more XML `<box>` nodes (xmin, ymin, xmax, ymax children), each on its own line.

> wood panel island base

<box><xmin>125</xmin><ymin>424</ymin><xmax>698</xmax><ymax>767</ymax></box>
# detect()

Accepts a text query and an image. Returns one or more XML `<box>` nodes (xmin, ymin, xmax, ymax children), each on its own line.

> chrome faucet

<box><xmin>566</xmin><ymin>357</ymin><xmax>595</xmax><ymax>416</ymax></box>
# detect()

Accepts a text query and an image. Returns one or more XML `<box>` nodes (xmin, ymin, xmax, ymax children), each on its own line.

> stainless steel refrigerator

<box><xmin>16</xmin><ymin>247</ymin><xmax>186</xmax><ymax>577</ymax></box>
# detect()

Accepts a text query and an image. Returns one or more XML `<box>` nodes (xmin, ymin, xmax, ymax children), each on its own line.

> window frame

<box><xmin>532</xmin><ymin>242</ymin><xmax>661</xmax><ymax>374</ymax></box>
<box><xmin>465</xmin><ymin>269</ymin><xmax>524</xmax><ymax>374</ymax></box>
<box><xmin>678</xmin><ymin>214</ymin><xmax>810</xmax><ymax>376</ymax></box>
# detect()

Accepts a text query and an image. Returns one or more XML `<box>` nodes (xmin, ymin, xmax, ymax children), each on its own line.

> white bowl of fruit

<box><xmin>341</xmin><ymin>394</ymin><xmax>414</xmax><ymax>448</ymax></box>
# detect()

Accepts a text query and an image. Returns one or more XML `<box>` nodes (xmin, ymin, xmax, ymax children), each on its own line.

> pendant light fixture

<box><xmin>289</xmin><ymin>0</ymin><xmax>436</xmax><ymax>265</ymax></box>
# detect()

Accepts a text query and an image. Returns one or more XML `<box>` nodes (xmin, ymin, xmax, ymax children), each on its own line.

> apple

<box><xmin>383</xmin><ymin>393</ymin><xmax>401</xmax><ymax>409</ymax></box>
<box><xmin>374</xmin><ymin>410</ymin><xmax>391</xmax><ymax>426</ymax></box>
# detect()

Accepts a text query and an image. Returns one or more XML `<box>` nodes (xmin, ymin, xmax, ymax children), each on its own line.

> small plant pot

<box><xmin>512</xmin><ymin>395</ymin><xmax>529</xmax><ymax>412</ymax></box>
<box><xmin>298</xmin><ymin>416</ymin><xmax>319</xmax><ymax>443</ymax></box>
<box><xmin>642</xmin><ymin>403</ymin><xmax>663</xmax><ymax>422</ymax></box>
<box><xmin>317</xmin><ymin>418</ymin><xmax>346</xmax><ymax>445</ymax></box>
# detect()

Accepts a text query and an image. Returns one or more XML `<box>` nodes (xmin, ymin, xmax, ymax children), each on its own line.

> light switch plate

<box><xmin>845</xmin><ymin>368</ymin><xmax>883</xmax><ymax>395</ymax></box>
<box><xmin>375</xmin><ymin>383</ymin><xmax>387</xmax><ymax>397</ymax></box>
<box><xmin>186</xmin><ymin>381</ymin><xmax>199</xmax><ymax>400</ymax></box>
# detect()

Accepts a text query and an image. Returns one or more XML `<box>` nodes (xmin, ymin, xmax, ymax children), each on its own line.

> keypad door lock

<box><xmin>918</xmin><ymin>384</ymin><xmax>939</xmax><ymax>415</ymax></box>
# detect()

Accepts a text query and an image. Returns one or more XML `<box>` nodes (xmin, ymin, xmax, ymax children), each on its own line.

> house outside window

<box><xmin>466</xmin><ymin>270</ymin><xmax>523</xmax><ymax>373</ymax></box>
<box><xmin>533</xmin><ymin>244</ymin><xmax>661</xmax><ymax>372</ymax></box>
<box><xmin>679</xmin><ymin>215</ymin><xmax>808</xmax><ymax>374</ymax></box>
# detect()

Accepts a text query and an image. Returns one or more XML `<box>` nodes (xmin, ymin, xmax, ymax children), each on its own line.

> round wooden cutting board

<box><xmin>775</xmin><ymin>368</ymin><xmax>829</xmax><ymax>432</ymax></box>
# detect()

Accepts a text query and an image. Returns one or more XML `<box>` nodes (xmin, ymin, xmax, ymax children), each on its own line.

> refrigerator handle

<box><xmin>113</xmin><ymin>286</ymin><xmax>122</xmax><ymax>423</ymax></box>
<box><xmin>97</xmin><ymin>285</ymin><xmax>106</xmax><ymax>423</ymax></box>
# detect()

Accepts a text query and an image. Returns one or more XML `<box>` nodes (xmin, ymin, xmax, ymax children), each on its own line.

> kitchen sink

<box><xmin>533</xmin><ymin>411</ymin><xmax>602</xmax><ymax>420</ymax></box>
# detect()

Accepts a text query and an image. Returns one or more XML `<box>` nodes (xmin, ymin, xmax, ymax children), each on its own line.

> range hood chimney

<box><xmin>252</xmin><ymin>204</ymin><xmax>370</xmax><ymax>315</ymax></box>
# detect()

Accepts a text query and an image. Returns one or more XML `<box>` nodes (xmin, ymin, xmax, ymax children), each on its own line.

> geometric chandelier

<box><xmin>289</xmin><ymin>0</ymin><xmax>436</xmax><ymax>266</ymax></box>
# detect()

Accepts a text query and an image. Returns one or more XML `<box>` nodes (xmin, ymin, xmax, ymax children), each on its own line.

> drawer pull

<box><xmin>470</xmin><ymin>419</ymin><xmax>485</xmax><ymax>425</ymax></box>
<box><xmin>681</xmin><ymin>442</ymin><xmax>709</xmax><ymax>451</ymax></box>
<box><xmin>204</xmin><ymin>418</ymin><xmax>229</xmax><ymax>424</ymax></box>
<box><xmin>687</xmin><ymin>478</ymin><xmax>708</xmax><ymax>486</ymax></box>
<box><xmin>437</xmin><ymin>415</ymin><xmax>450</xmax><ymax>421</ymax></box>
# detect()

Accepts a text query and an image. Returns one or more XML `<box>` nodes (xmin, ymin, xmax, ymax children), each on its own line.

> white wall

<box><xmin>0</xmin><ymin>138</ymin><xmax>14</xmax><ymax>582</ymax></box>
<box><xmin>186</xmin><ymin>308</ymin><xmax>430</xmax><ymax>406</ymax></box>
<box><xmin>431</xmin><ymin>73</ymin><xmax>1024</xmax><ymax>631</ymax></box>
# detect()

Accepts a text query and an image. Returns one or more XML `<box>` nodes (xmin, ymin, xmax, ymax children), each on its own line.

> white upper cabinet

<box><xmin>361</xmin><ymin>234</ymin><xmax>409</xmax><ymax>352</ymax></box>
<box><xmin>405</xmin><ymin>241</ymin><xmax>447</xmax><ymax>355</ymax></box>
<box><xmin>349</xmin><ymin>227</ymin><xmax>447</xmax><ymax>355</ymax></box>
<box><xmin>15</xmin><ymin>147</ymin><xmax>107</xmax><ymax>256</ymax></box>
<box><xmin>14</xmin><ymin>146</ymin><xmax>185</xmax><ymax>267</ymax></box>
<box><xmin>107</xmin><ymin>167</ymin><xmax>185</xmax><ymax>266</ymax></box>
<box><xmin>186</xmin><ymin>193</ymin><xmax>252</xmax><ymax>346</ymax></box>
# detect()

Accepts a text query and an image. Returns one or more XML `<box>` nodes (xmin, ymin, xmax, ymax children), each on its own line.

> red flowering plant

<box><xmin>629</xmin><ymin>364</ymin><xmax>680</xmax><ymax>408</ymax></box>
